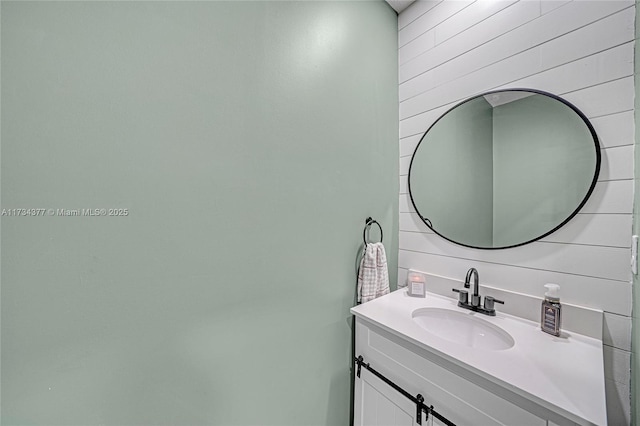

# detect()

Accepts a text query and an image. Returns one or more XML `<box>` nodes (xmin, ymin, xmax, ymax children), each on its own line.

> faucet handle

<box><xmin>484</xmin><ymin>296</ymin><xmax>505</xmax><ymax>311</ymax></box>
<box><xmin>452</xmin><ymin>288</ymin><xmax>469</xmax><ymax>304</ymax></box>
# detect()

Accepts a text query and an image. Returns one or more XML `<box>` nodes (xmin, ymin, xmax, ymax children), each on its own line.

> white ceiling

<box><xmin>385</xmin><ymin>0</ymin><xmax>415</xmax><ymax>14</ymax></box>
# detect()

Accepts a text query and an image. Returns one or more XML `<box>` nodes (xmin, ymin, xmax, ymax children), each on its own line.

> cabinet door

<box><xmin>354</xmin><ymin>367</ymin><xmax>418</xmax><ymax>426</ymax></box>
<box><xmin>355</xmin><ymin>319</ymin><xmax>547</xmax><ymax>426</ymax></box>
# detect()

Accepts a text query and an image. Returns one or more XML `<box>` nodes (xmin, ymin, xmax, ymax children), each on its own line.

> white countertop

<box><xmin>351</xmin><ymin>289</ymin><xmax>607</xmax><ymax>426</ymax></box>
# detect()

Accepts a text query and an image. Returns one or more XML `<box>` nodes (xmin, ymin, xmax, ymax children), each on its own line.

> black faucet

<box><xmin>465</xmin><ymin>267</ymin><xmax>480</xmax><ymax>307</ymax></box>
<box><xmin>452</xmin><ymin>268</ymin><xmax>504</xmax><ymax>316</ymax></box>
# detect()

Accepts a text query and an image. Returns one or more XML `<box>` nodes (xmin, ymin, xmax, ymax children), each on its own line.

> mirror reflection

<box><xmin>408</xmin><ymin>89</ymin><xmax>600</xmax><ymax>249</ymax></box>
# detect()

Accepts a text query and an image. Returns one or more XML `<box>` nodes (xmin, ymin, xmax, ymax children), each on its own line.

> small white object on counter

<box><xmin>351</xmin><ymin>288</ymin><xmax>607</xmax><ymax>426</ymax></box>
<box><xmin>407</xmin><ymin>270</ymin><xmax>426</xmax><ymax>297</ymax></box>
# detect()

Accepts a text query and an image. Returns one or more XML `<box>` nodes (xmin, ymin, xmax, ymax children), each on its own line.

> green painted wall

<box><xmin>0</xmin><ymin>2</ymin><xmax>399</xmax><ymax>425</ymax></box>
<box><xmin>410</xmin><ymin>98</ymin><xmax>494</xmax><ymax>247</ymax></box>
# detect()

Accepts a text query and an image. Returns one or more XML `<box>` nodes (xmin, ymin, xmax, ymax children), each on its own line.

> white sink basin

<box><xmin>412</xmin><ymin>307</ymin><xmax>515</xmax><ymax>351</ymax></box>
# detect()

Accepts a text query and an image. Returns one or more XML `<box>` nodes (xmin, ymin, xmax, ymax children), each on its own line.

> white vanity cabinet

<box><xmin>354</xmin><ymin>318</ymin><xmax>548</xmax><ymax>426</ymax></box>
<box><xmin>351</xmin><ymin>290</ymin><xmax>607</xmax><ymax>426</ymax></box>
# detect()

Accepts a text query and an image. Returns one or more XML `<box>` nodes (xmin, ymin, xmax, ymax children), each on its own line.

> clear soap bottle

<box><xmin>541</xmin><ymin>283</ymin><xmax>561</xmax><ymax>336</ymax></box>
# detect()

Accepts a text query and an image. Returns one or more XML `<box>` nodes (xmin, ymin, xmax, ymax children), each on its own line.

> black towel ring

<box><xmin>363</xmin><ymin>217</ymin><xmax>383</xmax><ymax>245</ymax></box>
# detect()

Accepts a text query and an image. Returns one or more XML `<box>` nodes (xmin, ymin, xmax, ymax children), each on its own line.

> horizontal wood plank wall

<box><xmin>395</xmin><ymin>1</ymin><xmax>634</xmax><ymax>424</ymax></box>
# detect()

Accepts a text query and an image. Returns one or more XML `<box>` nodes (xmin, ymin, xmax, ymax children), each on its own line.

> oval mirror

<box><xmin>408</xmin><ymin>89</ymin><xmax>601</xmax><ymax>250</ymax></box>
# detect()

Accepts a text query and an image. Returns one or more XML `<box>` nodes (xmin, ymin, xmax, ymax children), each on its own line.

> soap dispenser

<box><xmin>541</xmin><ymin>283</ymin><xmax>562</xmax><ymax>336</ymax></box>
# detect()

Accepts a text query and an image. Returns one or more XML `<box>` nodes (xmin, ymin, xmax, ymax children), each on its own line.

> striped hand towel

<box><xmin>357</xmin><ymin>242</ymin><xmax>390</xmax><ymax>303</ymax></box>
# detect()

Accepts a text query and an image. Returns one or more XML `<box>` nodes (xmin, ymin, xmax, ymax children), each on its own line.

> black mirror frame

<box><xmin>407</xmin><ymin>88</ymin><xmax>602</xmax><ymax>250</ymax></box>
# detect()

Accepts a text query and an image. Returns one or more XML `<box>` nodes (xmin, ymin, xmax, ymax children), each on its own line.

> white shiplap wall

<box><xmin>396</xmin><ymin>1</ymin><xmax>634</xmax><ymax>424</ymax></box>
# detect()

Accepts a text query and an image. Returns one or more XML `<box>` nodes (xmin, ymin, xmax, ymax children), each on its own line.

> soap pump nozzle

<box><xmin>544</xmin><ymin>283</ymin><xmax>560</xmax><ymax>302</ymax></box>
